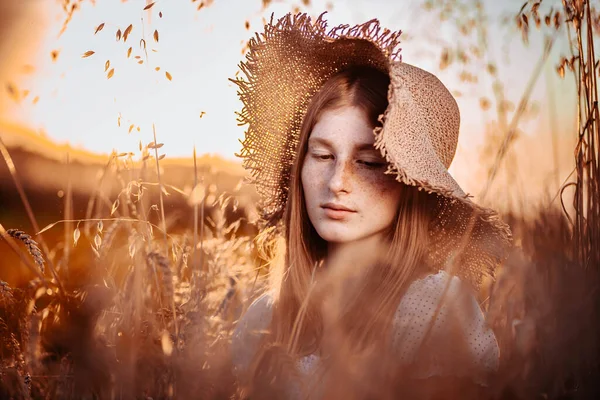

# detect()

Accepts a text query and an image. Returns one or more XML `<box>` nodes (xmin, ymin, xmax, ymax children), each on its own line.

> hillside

<box><xmin>0</xmin><ymin>120</ymin><xmax>257</xmax><ymax>236</ymax></box>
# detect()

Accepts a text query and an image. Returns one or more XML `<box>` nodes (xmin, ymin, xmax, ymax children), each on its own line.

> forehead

<box><xmin>309</xmin><ymin>106</ymin><xmax>376</xmax><ymax>148</ymax></box>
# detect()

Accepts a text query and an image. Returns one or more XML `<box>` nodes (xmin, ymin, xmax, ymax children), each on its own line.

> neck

<box><xmin>326</xmin><ymin>233</ymin><xmax>387</xmax><ymax>271</ymax></box>
<box><xmin>315</xmin><ymin>234</ymin><xmax>388</xmax><ymax>345</ymax></box>
<box><xmin>315</xmin><ymin>234</ymin><xmax>388</xmax><ymax>302</ymax></box>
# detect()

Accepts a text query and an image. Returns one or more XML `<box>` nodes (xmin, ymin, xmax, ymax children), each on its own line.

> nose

<box><xmin>328</xmin><ymin>158</ymin><xmax>351</xmax><ymax>194</ymax></box>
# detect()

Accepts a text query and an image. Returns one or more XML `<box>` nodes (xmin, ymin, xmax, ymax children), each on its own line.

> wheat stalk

<box><xmin>62</xmin><ymin>153</ymin><xmax>73</xmax><ymax>279</ymax></box>
<box><xmin>0</xmin><ymin>225</ymin><xmax>45</xmax><ymax>282</ymax></box>
<box><xmin>151</xmin><ymin>124</ymin><xmax>169</xmax><ymax>254</ymax></box>
<box><xmin>147</xmin><ymin>251</ymin><xmax>173</xmax><ymax>300</ymax></box>
<box><xmin>6</xmin><ymin>229</ymin><xmax>46</xmax><ymax>274</ymax></box>
<box><xmin>98</xmin><ymin>221</ymin><xmax>121</xmax><ymax>259</ymax></box>
<box><xmin>479</xmin><ymin>33</ymin><xmax>556</xmax><ymax>202</ymax></box>
<box><xmin>0</xmin><ymin>136</ymin><xmax>63</xmax><ymax>292</ymax></box>
<box><xmin>570</xmin><ymin>0</ymin><xmax>600</xmax><ymax>269</ymax></box>
<box><xmin>83</xmin><ymin>153</ymin><xmax>116</xmax><ymax>235</ymax></box>
<box><xmin>146</xmin><ymin>250</ymin><xmax>179</xmax><ymax>339</ymax></box>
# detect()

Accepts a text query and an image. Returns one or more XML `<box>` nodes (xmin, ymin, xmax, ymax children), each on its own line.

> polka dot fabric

<box><xmin>391</xmin><ymin>271</ymin><xmax>499</xmax><ymax>384</ymax></box>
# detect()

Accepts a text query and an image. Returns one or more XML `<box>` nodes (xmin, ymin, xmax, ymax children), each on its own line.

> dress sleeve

<box><xmin>391</xmin><ymin>271</ymin><xmax>499</xmax><ymax>384</ymax></box>
<box><xmin>231</xmin><ymin>292</ymin><xmax>274</xmax><ymax>380</ymax></box>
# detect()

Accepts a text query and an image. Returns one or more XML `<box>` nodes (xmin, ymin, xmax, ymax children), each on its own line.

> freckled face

<box><xmin>301</xmin><ymin>106</ymin><xmax>403</xmax><ymax>244</ymax></box>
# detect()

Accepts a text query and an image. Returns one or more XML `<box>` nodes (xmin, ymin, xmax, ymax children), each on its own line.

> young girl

<box><xmin>230</xmin><ymin>12</ymin><xmax>512</xmax><ymax>399</ymax></box>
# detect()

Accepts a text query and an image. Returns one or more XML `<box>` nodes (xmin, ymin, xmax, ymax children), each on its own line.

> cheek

<box><xmin>359</xmin><ymin>173</ymin><xmax>402</xmax><ymax>210</ymax></box>
<box><xmin>380</xmin><ymin>176</ymin><xmax>402</xmax><ymax>197</ymax></box>
<box><xmin>360</xmin><ymin>170</ymin><xmax>400</xmax><ymax>195</ymax></box>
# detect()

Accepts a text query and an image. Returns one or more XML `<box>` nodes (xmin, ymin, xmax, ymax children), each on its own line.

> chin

<box><xmin>314</xmin><ymin>224</ymin><xmax>358</xmax><ymax>243</ymax></box>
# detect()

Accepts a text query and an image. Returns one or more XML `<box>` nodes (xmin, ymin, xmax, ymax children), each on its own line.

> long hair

<box><xmin>245</xmin><ymin>65</ymin><xmax>440</xmax><ymax>397</ymax></box>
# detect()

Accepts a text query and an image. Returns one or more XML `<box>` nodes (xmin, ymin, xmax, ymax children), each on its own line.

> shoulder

<box><xmin>231</xmin><ymin>291</ymin><xmax>275</xmax><ymax>378</ymax></box>
<box><xmin>391</xmin><ymin>271</ymin><xmax>464</xmax><ymax>354</ymax></box>
<box><xmin>400</xmin><ymin>271</ymin><xmax>481</xmax><ymax>322</ymax></box>
<box><xmin>234</xmin><ymin>291</ymin><xmax>275</xmax><ymax>332</ymax></box>
<box><xmin>404</xmin><ymin>270</ymin><xmax>466</xmax><ymax>304</ymax></box>
<box><xmin>393</xmin><ymin>271</ymin><xmax>467</xmax><ymax>332</ymax></box>
<box><xmin>391</xmin><ymin>271</ymin><xmax>499</xmax><ymax>381</ymax></box>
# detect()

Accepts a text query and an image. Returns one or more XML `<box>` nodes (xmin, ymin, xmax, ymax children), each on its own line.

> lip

<box><xmin>321</xmin><ymin>203</ymin><xmax>356</xmax><ymax>220</ymax></box>
<box><xmin>321</xmin><ymin>202</ymin><xmax>355</xmax><ymax>212</ymax></box>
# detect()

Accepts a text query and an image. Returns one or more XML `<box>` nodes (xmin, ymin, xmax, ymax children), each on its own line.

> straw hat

<box><xmin>232</xmin><ymin>12</ymin><xmax>512</xmax><ymax>288</ymax></box>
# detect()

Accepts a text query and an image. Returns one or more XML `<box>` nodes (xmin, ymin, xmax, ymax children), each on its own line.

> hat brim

<box><xmin>374</xmin><ymin>61</ymin><xmax>512</xmax><ymax>286</ymax></box>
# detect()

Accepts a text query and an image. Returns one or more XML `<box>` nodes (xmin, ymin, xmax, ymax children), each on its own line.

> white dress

<box><xmin>231</xmin><ymin>270</ymin><xmax>499</xmax><ymax>398</ymax></box>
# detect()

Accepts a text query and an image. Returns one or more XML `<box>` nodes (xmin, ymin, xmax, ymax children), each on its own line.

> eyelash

<box><xmin>359</xmin><ymin>160</ymin><xmax>386</xmax><ymax>168</ymax></box>
<box><xmin>310</xmin><ymin>153</ymin><xmax>385</xmax><ymax>168</ymax></box>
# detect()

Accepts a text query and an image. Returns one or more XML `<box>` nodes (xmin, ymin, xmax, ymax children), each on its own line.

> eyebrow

<box><xmin>308</xmin><ymin>137</ymin><xmax>378</xmax><ymax>152</ymax></box>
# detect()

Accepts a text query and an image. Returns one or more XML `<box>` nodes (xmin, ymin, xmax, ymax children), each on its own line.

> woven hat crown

<box><xmin>388</xmin><ymin>63</ymin><xmax>460</xmax><ymax>170</ymax></box>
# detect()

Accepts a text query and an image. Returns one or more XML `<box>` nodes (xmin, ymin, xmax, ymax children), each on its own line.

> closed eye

<box><xmin>311</xmin><ymin>153</ymin><xmax>333</xmax><ymax>160</ymax></box>
<box><xmin>357</xmin><ymin>160</ymin><xmax>386</xmax><ymax>168</ymax></box>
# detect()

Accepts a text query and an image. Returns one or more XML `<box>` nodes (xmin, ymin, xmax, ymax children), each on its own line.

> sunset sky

<box><xmin>0</xmin><ymin>0</ymin><xmax>577</xmax><ymax>202</ymax></box>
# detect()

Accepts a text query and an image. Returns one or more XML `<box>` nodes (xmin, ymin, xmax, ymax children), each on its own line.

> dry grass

<box><xmin>0</xmin><ymin>135</ymin><xmax>263</xmax><ymax>399</ymax></box>
<box><xmin>2</xmin><ymin>139</ymin><xmax>598</xmax><ymax>400</ymax></box>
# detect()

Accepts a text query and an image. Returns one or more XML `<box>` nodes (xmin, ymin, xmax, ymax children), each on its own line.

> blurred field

<box><xmin>0</xmin><ymin>121</ymin><xmax>259</xmax><ymax>286</ymax></box>
<box><xmin>1</xmin><ymin>130</ymin><xmax>597</xmax><ymax>399</ymax></box>
<box><xmin>0</xmin><ymin>120</ymin><xmax>265</xmax><ymax>399</ymax></box>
